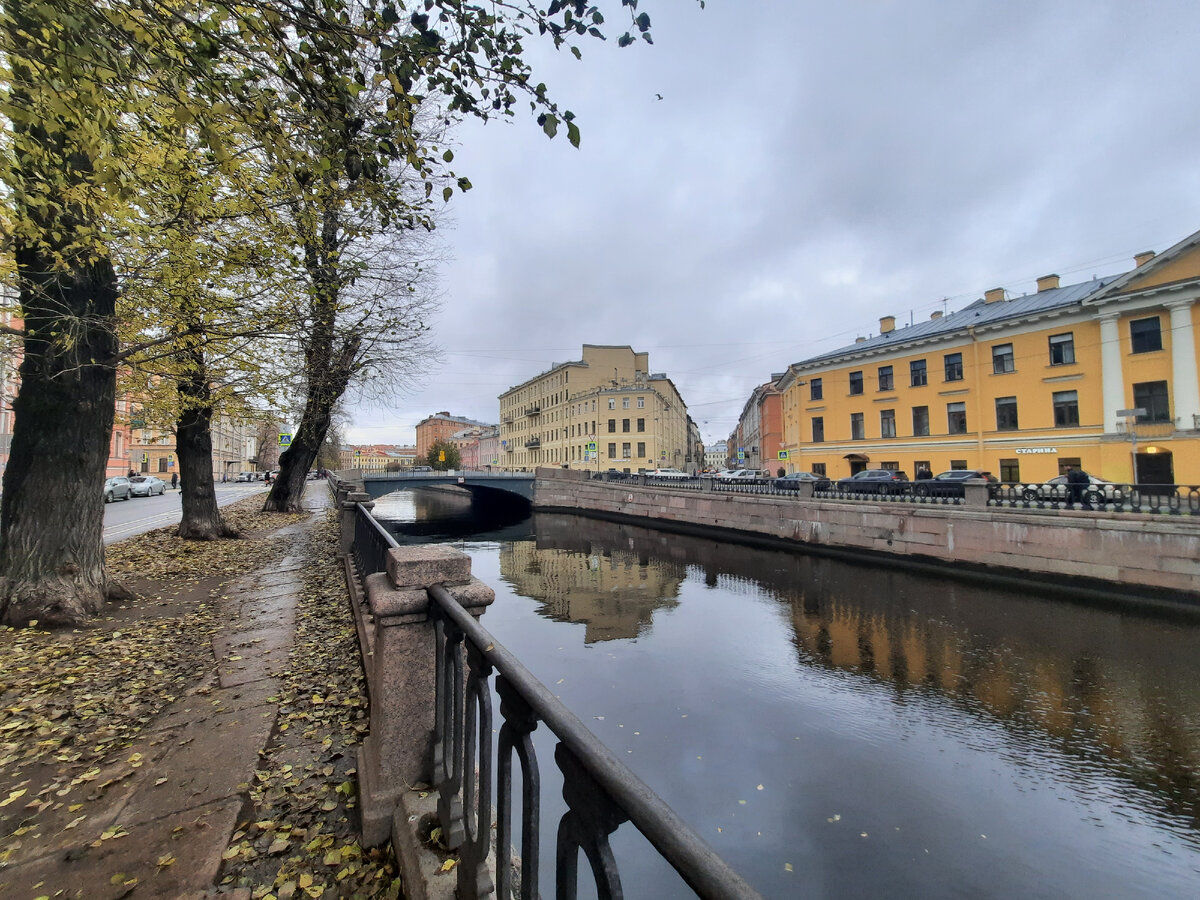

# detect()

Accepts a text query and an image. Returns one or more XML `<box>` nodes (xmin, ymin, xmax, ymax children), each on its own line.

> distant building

<box><xmin>342</xmin><ymin>444</ymin><xmax>418</xmax><ymax>472</ymax></box>
<box><xmin>704</xmin><ymin>441</ymin><xmax>729</xmax><ymax>471</ymax></box>
<box><xmin>415</xmin><ymin>412</ymin><xmax>493</xmax><ymax>461</ymax></box>
<box><xmin>733</xmin><ymin>378</ymin><xmax>785</xmax><ymax>473</ymax></box>
<box><xmin>498</xmin><ymin>344</ymin><xmax>691</xmax><ymax>473</ymax></box>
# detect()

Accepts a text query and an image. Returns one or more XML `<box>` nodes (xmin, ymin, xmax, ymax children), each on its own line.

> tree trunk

<box><xmin>0</xmin><ymin>259</ymin><xmax>120</xmax><ymax>627</ymax></box>
<box><xmin>176</xmin><ymin>357</ymin><xmax>234</xmax><ymax>539</ymax></box>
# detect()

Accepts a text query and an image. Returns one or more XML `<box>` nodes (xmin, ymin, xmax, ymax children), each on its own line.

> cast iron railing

<box><xmin>356</xmin><ymin>504</ymin><xmax>762</xmax><ymax>900</ymax></box>
<box><xmin>989</xmin><ymin>481</ymin><xmax>1200</xmax><ymax>515</ymax></box>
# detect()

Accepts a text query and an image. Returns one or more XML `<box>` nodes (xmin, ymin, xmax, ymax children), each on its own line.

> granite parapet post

<box><xmin>358</xmin><ymin>545</ymin><xmax>494</xmax><ymax>849</ymax></box>
<box><xmin>340</xmin><ymin>492</ymin><xmax>373</xmax><ymax>555</ymax></box>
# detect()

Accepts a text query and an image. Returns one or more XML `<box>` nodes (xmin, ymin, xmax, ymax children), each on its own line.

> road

<box><xmin>103</xmin><ymin>483</ymin><xmax>269</xmax><ymax>545</ymax></box>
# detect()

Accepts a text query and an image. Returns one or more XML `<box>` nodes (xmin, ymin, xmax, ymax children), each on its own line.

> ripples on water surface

<box><xmin>373</xmin><ymin>490</ymin><xmax>1200</xmax><ymax>899</ymax></box>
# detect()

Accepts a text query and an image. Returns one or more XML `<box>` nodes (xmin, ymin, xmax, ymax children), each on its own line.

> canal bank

<box><xmin>532</xmin><ymin>467</ymin><xmax>1200</xmax><ymax>612</ymax></box>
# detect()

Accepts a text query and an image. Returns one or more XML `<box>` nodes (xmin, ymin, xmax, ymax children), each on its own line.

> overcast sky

<box><xmin>343</xmin><ymin>0</ymin><xmax>1200</xmax><ymax>447</ymax></box>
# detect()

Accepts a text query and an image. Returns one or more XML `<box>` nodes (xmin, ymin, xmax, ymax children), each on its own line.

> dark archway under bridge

<box><xmin>360</xmin><ymin>471</ymin><xmax>535</xmax><ymax>505</ymax></box>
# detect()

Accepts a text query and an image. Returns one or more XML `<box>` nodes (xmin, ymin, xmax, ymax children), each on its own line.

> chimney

<box><xmin>931</xmin><ymin>310</ymin><xmax>943</xmax><ymax>320</ymax></box>
<box><xmin>879</xmin><ymin>315</ymin><xmax>895</xmax><ymax>334</ymax></box>
<box><xmin>984</xmin><ymin>287</ymin><xmax>1005</xmax><ymax>304</ymax></box>
<box><xmin>855</xmin><ymin>336</ymin><xmax>867</xmax><ymax>344</ymax></box>
<box><xmin>1135</xmin><ymin>250</ymin><xmax>1156</xmax><ymax>267</ymax></box>
<box><xmin>1036</xmin><ymin>274</ymin><xmax>1060</xmax><ymax>292</ymax></box>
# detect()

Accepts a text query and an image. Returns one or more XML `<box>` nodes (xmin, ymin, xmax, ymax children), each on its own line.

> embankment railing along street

<box><xmin>336</xmin><ymin>477</ymin><xmax>762</xmax><ymax>900</ymax></box>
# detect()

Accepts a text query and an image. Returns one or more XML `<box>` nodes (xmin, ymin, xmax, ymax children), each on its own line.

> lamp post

<box><xmin>1116</xmin><ymin>407</ymin><xmax>1146</xmax><ymax>484</ymax></box>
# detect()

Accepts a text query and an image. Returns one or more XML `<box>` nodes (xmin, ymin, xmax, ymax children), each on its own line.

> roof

<box><xmin>791</xmin><ymin>275</ymin><xmax>1119</xmax><ymax>372</ymax></box>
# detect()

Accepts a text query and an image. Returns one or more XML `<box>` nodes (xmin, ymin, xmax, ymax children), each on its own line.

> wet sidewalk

<box><xmin>1</xmin><ymin>492</ymin><xmax>331</xmax><ymax>900</ymax></box>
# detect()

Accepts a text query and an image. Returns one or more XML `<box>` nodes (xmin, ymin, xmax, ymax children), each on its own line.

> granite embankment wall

<box><xmin>532</xmin><ymin>468</ymin><xmax>1200</xmax><ymax>603</ymax></box>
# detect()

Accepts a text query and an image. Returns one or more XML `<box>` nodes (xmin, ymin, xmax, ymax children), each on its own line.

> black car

<box><xmin>913</xmin><ymin>469</ymin><xmax>996</xmax><ymax>498</ymax></box>
<box><xmin>775</xmin><ymin>471</ymin><xmax>832</xmax><ymax>491</ymax></box>
<box><xmin>836</xmin><ymin>469</ymin><xmax>910</xmax><ymax>494</ymax></box>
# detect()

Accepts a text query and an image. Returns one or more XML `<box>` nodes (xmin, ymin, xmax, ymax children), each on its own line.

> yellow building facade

<box><xmin>777</xmin><ymin>230</ymin><xmax>1200</xmax><ymax>485</ymax></box>
<box><xmin>498</xmin><ymin>344</ymin><xmax>691</xmax><ymax>473</ymax></box>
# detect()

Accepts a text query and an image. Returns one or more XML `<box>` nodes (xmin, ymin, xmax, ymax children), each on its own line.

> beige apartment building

<box><xmin>498</xmin><ymin>345</ymin><xmax>692</xmax><ymax>473</ymax></box>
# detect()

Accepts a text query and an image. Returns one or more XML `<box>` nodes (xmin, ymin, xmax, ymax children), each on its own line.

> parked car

<box><xmin>645</xmin><ymin>467</ymin><xmax>689</xmax><ymax>478</ymax></box>
<box><xmin>128</xmin><ymin>475</ymin><xmax>167</xmax><ymax>497</ymax></box>
<box><xmin>235</xmin><ymin>472</ymin><xmax>254</xmax><ymax>482</ymax></box>
<box><xmin>1023</xmin><ymin>474</ymin><xmax>1119</xmax><ymax>504</ymax></box>
<box><xmin>103</xmin><ymin>476</ymin><xmax>133</xmax><ymax>503</ymax></box>
<box><xmin>775</xmin><ymin>471</ymin><xmax>833</xmax><ymax>490</ymax></box>
<box><xmin>913</xmin><ymin>469</ymin><xmax>996</xmax><ymax>498</ymax></box>
<box><xmin>411</xmin><ymin>465</ymin><xmax>433</xmax><ymax>473</ymax></box>
<box><xmin>836</xmin><ymin>469</ymin><xmax>910</xmax><ymax>495</ymax></box>
<box><xmin>716</xmin><ymin>469</ymin><xmax>759</xmax><ymax>480</ymax></box>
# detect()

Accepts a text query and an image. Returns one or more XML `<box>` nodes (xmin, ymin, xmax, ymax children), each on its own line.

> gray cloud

<box><xmin>347</xmin><ymin>0</ymin><xmax>1200</xmax><ymax>446</ymax></box>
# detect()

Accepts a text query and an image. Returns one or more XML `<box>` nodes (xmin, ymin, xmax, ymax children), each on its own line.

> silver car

<box><xmin>103</xmin><ymin>476</ymin><xmax>133</xmax><ymax>502</ymax></box>
<box><xmin>128</xmin><ymin>475</ymin><xmax>167</xmax><ymax>497</ymax></box>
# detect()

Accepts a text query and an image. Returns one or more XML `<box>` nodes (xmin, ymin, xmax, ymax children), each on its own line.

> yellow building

<box><xmin>777</xmin><ymin>229</ymin><xmax>1200</xmax><ymax>485</ymax></box>
<box><xmin>498</xmin><ymin>344</ymin><xmax>691</xmax><ymax>473</ymax></box>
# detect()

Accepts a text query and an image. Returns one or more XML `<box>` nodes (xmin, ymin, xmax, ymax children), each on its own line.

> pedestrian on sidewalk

<box><xmin>171</xmin><ymin>472</ymin><xmax>179</xmax><ymax>490</ymax></box>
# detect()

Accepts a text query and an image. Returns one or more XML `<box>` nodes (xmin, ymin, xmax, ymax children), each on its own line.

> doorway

<box><xmin>1135</xmin><ymin>450</ymin><xmax>1173</xmax><ymax>485</ymax></box>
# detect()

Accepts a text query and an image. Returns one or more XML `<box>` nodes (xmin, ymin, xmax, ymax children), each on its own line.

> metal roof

<box><xmin>792</xmin><ymin>275</ymin><xmax>1120</xmax><ymax>371</ymax></box>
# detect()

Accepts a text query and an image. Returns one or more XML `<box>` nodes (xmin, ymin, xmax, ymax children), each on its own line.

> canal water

<box><xmin>372</xmin><ymin>489</ymin><xmax>1200</xmax><ymax>900</ymax></box>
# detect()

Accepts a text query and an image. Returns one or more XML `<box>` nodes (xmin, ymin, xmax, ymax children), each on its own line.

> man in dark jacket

<box><xmin>1066</xmin><ymin>466</ymin><xmax>1093</xmax><ymax>510</ymax></box>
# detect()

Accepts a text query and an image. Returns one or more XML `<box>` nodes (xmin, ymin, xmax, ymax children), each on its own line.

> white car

<box><xmin>128</xmin><ymin>475</ymin><xmax>167</xmax><ymax>497</ymax></box>
<box><xmin>645</xmin><ymin>467</ymin><xmax>689</xmax><ymax>478</ymax></box>
<box><xmin>716</xmin><ymin>469</ymin><xmax>759</xmax><ymax>480</ymax></box>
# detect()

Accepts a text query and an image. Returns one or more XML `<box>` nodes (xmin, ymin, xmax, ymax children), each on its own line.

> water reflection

<box><xmin>373</xmin><ymin>487</ymin><xmax>533</xmax><ymax>543</ymax></box>
<box><xmin>499</xmin><ymin>521</ymin><xmax>685</xmax><ymax>643</ymax></box>
<box><xmin>530</xmin><ymin>512</ymin><xmax>1200</xmax><ymax>834</ymax></box>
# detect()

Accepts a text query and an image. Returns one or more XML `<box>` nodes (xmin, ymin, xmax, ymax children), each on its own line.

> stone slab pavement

<box><xmin>1</xmin><ymin>491</ymin><xmax>332</xmax><ymax>900</ymax></box>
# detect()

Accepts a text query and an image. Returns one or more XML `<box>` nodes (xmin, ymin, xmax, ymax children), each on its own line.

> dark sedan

<box><xmin>836</xmin><ymin>469</ymin><xmax>910</xmax><ymax>495</ymax></box>
<box><xmin>775</xmin><ymin>471</ymin><xmax>833</xmax><ymax>491</ymax></box>
<box><xmin>913</xmin><ymin>469</ymin><xmax>996</xmax><ymax>498</ymax></box>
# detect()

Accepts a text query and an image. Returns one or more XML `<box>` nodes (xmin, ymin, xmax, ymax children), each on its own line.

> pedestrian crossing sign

<box><xmin>279</xmin><ymin>432</ymin><xmax>293</xmax><ymax>447</ymax></box>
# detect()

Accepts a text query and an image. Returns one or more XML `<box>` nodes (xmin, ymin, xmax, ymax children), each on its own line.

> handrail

<box><xmin>428</xmin><ymin>582</ymin><xmax>763</xmax><ymax>900</ymax></box>
<box><xmin>353</xmin><ymin>502</ymin><xmax>763</xmax><ymax>900</ymax></box>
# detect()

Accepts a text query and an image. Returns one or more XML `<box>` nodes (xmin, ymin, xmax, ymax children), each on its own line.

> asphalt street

<box><xmin>103</xmin><ymin>482</ymin><xmax>269</xmax><ymax>545</ymax></box>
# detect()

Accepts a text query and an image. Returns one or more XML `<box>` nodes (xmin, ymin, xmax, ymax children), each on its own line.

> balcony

<box><xmin>525</xmin><ymin>405</ymin><xmax>541</xmax><ymax>417</ymax></box>
<box><xmin>525</xmin><ymin>437</ymin><xmax>541</xmax><ymax>449</ymax></box>
<box><xmin>502</xmin><ymin>414</ymin><xmax>513</xmax><ymax>424</ymax></box>
<box><xmin>1115</xmin><ymin>418</ymin><xmax>1180</xmax><ymax>438</ymax></box>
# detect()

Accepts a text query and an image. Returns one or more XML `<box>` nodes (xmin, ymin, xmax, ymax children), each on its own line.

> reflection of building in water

<box><xmin>500</xmin><ymin>517</ymin><xmax>687</xmax><ymax>643</ymax></box>
<box><xmin>529</xmin><ymin>512</ymin><xmax>1200</xmax><ymax>827</ymax></box>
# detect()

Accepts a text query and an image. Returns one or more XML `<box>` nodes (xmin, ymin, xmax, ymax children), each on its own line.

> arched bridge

<box><xmin>360</xmin><ymin>471</ymin><xmax>535</xmax><ymax>503</ymax></box>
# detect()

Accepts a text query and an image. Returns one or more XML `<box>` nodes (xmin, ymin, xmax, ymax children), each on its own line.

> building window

<box><xmin>947</xmin><ymin>402</ymin><xmax>967</xmax><ymax>434</ymax></box>
<box><xmin>950</xmin><ymin>460</ymin><xmax>968</xmax><ymax>470</ymax></box>
<box><xmin>912</xmin><ymin>406</ymin><xmax>930</xmax><ymax>436</ymax></box>
<box><xmin>878</xmin><ymin>365</ymin><xmax>893</xmax><ymax>391</ymax></box>
<box><xmin>1052</xmin><ymin>390</ymin><xmax>1079</xmax><ymax>427</ymax></box>
<box><xmin>1133</xmin><ymin>381</ymin><xmax>1171</xmax><ymax>423</ymax></box>
<box><xmin>914</xmin><ymin>460</ymin><xmax>930</xmax><ymax>476</ymax></box>
<box><xmin>944</xmin><ymin>352</ymin><xmax>963</xmax><ymax>382</ymax></box>
<box><xmin>910</xmin><ymin>359</ymin><xmax>928</xmax><ymax>387</ymax></box>
<box><xmin>810</xmin><ymin>378</ymin><xmax>823</xmax><ymax>401</ymax></box>
<box><xmin>608</xmin><ymin>442</ymin><xmax>616</xmax><ymax>458</ymax></box>
<box><xmin>1048</xmin><ymin>332</ymin><xmax>1075</xmax><ymax>366</ymax></box>
<box><xmin>608</xmin><ymin>419</ymin><xmax>616</xmax><ymax>433</ymax></box>
<box><xmin>992</xmin><ymin>343</ymin><xmax>1015</xmax><ymax>374</ymax></box>
<box><xmin>622</xmin><ymin>419</ymin><xmax>630</xmax><ymax>432</ymax></box>
<box><xmin>849</xmin><ymin>371</ymin><xmax>864</xmax><ymax>395</ymax></box>
<box><xmin>637</xmin><ymin>442</ymin><xmax>645</xmax><ymax>457</ymax></box>
<box><xmin>999</xmin><ymin>458</ymin><xmax>1020</xmax><ymax>482</ymax></box>
<box><xmin>812</xmin><ymin>463</ymin><xmax>827</xmax><ymax>476</ymax></box>
<box><xmin>637</xmin><ymin>418</ymin><xmax>645</xmax><ymax>432</ymax></box>
<box><xmin>850</xmin><ymin>412</ymin><xmax>865</xmax><ymax>440</ymax></box>
<box><xmin>880</xmin><ymin>461</ymin><xmax>900</xmax><ymax>471</ymax></box>
<box><xmin>622</xmin><ymin>442</ymin><xmax>631</xmax><ymax>458</ymax></box>
<box><xmin>623</xmin><ymin>397</ymin><xmax>630</xmax><ymax>408</ymax></box>
<box><xmin>637</xmin><ymin>397</ymin><xmax>645</xmax><ymax>408</ymax></box>
<box><xmin>995</xmin><ymin>396</ymin><xmax>1019</xmax><ymax>431</ymax></box>
<box><xmin>158</xmin><ymin>457</ymin><xmax>169</xmax><ymax>473</ymax></box>
<box><xmin>880</xmin><ymin>409</ymin><xmax>896</xmax><ymax>438</ymax></box>
<box><xmin>608</xmin><ymin>398</ymin><xmax>616</xmax><ymax>409</ymax></box>
<box><xmin>812</xmin><ymin>417</ymin><xmax>824</xmax><ymax>443</ymax></box>
<box><xmin>1130</xmin><ymin>316</ymin><xmax>1163</xmax><ymax>354</ymax></box>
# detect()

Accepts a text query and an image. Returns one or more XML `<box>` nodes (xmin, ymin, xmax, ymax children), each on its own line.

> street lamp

<box><xmin>1116</xmin><ymin>407</ymin><xmax>1147</xmax><ymax>484</ymax></box>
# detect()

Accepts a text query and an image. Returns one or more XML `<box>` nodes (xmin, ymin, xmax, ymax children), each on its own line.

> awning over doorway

<box><xmin>843</xmin><ymin>453</ymin><xmax>870</xmax><ymax>461</ymax></box>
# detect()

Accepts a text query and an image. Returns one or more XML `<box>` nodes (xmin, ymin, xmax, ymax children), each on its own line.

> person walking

<box><xmin>170</xmin><ymin>472</ymin><xmax>178</xmax><ymax>490</ymax></box>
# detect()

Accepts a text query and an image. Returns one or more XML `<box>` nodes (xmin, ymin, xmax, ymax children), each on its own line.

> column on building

<box><xmin>1166</xmin><ymin>299</ymin><xmax>1200</xmax><ymax>429</ymax></box>
<box><xmin>1098</xmin><ymin>314</ymin><xmax>1124</xmax><ymax>433</ymax></box>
